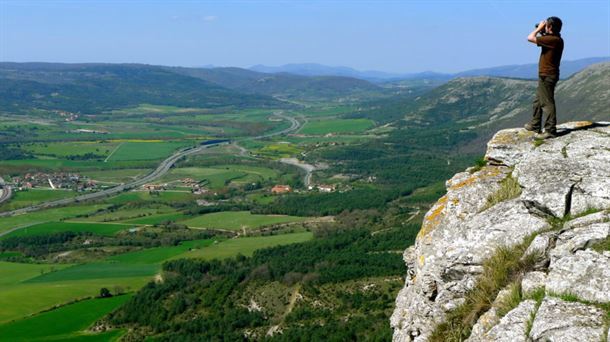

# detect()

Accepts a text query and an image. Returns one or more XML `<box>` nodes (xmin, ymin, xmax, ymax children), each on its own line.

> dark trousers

<box><xmin>530</xmin><ymin>75</ymin><xmax>558</xmax><ymax>133</ymax></box>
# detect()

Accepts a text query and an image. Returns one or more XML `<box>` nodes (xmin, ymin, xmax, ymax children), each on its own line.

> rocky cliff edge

<box><xmin>391</xmin><ymin>121</ymin><xmax>610</xmax><ymax>341</ymax></box>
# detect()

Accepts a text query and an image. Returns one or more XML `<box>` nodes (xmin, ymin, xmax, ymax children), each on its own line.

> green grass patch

<box><xmin>179</xmin><ymin>211</ymin><xmax>308</xmax><ymax>230</ymax></box>
<box><xmin>24</xmin><ymin>263</ymin><xmax>159</xmax><ymax>283</ymax></box>
<box><xmin>0</xmin><ymin>204</ymin><xmax>110</xmax><ymax>235</ymax></box>
<box><xmin>0</xmin><ymin>295</ymin><xmax>129</xmax><ymax>341</ymax></box>
<box><xmin>256</xmin><ymin>143</ymin><xmax>302</xmax><ymax>159</ymax></box>
<box><xmin>481</xmin><ymin>174</ymin><xmax>522</xmax><ymax>212</ymax></box>
<box><xmin>0</xmin><ymin>189</ymin><xmax>76</xmax><ymax>212</ymax></box>
<box><xmin>175</xmin><ymin>231</ymin><xmax>314</xmax><ymax>260</ymax></box>
<box><xmin>120</xmin><ymin>212</ymin><xmax>187</xmax><ymax>225</ymax></box>
<box><xmin>0</xmin><ymin>222</ymin><xmax>130</xmax><ymax>240</ymax></box>
<box><xmin>299</xmin><ymin>119</ymin><xmax>374</xmax><ymax>135</ymax></box>
<box><xmin>80</xmin><ymin>168</ymin><xmax>150</xmax><ymax>183</ymax></box>
<box><xmin>162</xmin><ymin>164</ymin><xmax>278</xmax><ymax>189</ymax></box>
<box><xmin>429</xmin><ymin>234</ymin><xmax>538</xmax><ymax>341</ymax></box>
<box><xmin>106</xmin><ymin>141</ymin><xmax>190</xmax><ymax>162</ymax></box>
<box><xmin>106</xmin><ymin>191</ymin><xmax>193</xmax><ymax>205</ymax></box>
<box><xmin>107</xmin><ymin>239</ymin><xmax>215</xmax><ymax>264</ymax></box>
<box><xmin>0</xmin><ymin>262</ymin><xmax>147</xmax><ymax>323</ymax></box>
<box><xmin>591</xmin><ymin>235</ymin><xmax>610</xmax><ymax>252</ymax></box>
<box><xmin>24</xmin><ymin>141</ymin><xmax>119</xmax><ymax>159</ymax></box>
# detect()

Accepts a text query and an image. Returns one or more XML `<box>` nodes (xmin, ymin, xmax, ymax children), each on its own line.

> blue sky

<box><xmin>1</xmin><ymin>0</ymin><xmax>609</xmax><ymax>73</ymax></box>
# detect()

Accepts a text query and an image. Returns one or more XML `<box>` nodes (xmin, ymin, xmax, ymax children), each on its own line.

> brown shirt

<box><xmin>537</xmin><ymin>34</ymin><xmax>564</xmax><ymax>77</ymax></box>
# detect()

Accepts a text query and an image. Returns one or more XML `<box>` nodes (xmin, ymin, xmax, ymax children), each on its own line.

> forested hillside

<box><xmin>0</xmin><ymin>63</ymin><xmax>282</xmax><ymax>113</ymax></box>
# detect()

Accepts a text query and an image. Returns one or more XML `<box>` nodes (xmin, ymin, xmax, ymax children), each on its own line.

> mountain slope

<box><xmin>0</xmin><ymin>63</ymin><xmax>282</xmax><ymax>114</ymax></box>
<box><xmin>455</xmin><ymin>56</ymin><xmax>610</xmax><ymax>79</ymax></box>
<box><xmin>354</xmin><ymin>62</ymin><xmax>610</xmax><ymax>140</ymax></box>
<box><xmin>167</xmin><ymin>66</ymin><xmax>383</xmax><ymax>101</ymax></box>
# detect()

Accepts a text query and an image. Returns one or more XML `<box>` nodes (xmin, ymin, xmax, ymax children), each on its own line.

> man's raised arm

<box><xmin>528</xmin><ymin>20</ymin><xmax>546</xmax><ymax>44</ymax></box>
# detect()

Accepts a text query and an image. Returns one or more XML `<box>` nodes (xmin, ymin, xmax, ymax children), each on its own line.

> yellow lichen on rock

<box><xmin>417</xmin><ymin>195</ymin><xmax>447</xmax><ymax>240</ymax></box>
<box><xmin>488</xmin><ymin>129</ymin><xmax>534</xmax><ymax>146</ymax></box>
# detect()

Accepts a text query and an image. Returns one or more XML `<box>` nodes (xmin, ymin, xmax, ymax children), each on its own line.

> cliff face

<box><xmin>391</xmin><ymin>121</ymin><xmax>610</xmax><ymax>341</ymax></box>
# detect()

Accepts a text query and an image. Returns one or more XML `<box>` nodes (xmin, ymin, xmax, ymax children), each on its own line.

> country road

<box><xmin>0</xmin><ymin>112</ymin><xmax>300</xmax><ymax>221</ymax></box>
<box><xmin>279</xmin><ymin>158</ymin><xmax>316</xmax><ymax>187</ymax></box>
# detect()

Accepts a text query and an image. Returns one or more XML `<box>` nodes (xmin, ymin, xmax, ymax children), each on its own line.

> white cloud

<box><xmin>203</xmin><ymin>15</ymin><xmax>217</xmax><ymax>22</ymax></box>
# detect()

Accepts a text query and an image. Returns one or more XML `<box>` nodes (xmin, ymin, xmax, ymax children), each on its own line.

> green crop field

<box><xmin>107</xmin><ymin>239</ymin><xmax>216</xmax><ymax>264</ymax></box>
<box><xmin>80</xmin><ymin>168</ymin><xmax>150</xmax><ymax>183</ymax></box>
<box><xmin>24</xmin><ymin>141</ymin><xmax>120</xmax><ymax>159</ymax></box>
<box><xmin>0</xmin><ymin>261</ymin><xmax>150</xmax><ymax>324</ymax></box>
<box><xmin>25</xmin><ymin>262</ymin><xmax>159</xmax><ymax>283</ymax></box>
<box><xmin>175</xmin><ymin>231</ymin><xmax>314</xmax><ymax>260</ymax></box>
<box><xmin>0</xmin><ymin>222</ymin><xmax>131</xmax><ymax>240</ymax></box>
<box><xmin>106</xmin><ymin>141</ymin><xmax>191</xmax><ymax>162</ymax></box>
<box><xmin>106</xmin><ymin>191</ymin><xmax>194</xmax><ymax>205</ymax></box>
<box><xmin>0</xmin><ymin>189</ymin><xmax>76</xmax><ymax>212</ymax></box>
<box><xmin>120</xmin><ymin>212</ymin><xmax>187</xmax><ymax>225</ymax></box>
<box><xmin>162</xmin><ymin>164</ymin><xmax>279</xmax><ymax>188</ymax></box>
<box><xmin>0</xmin><ymin>204</ymin><xmax>110</xmax><ymax>235</ymax></box>
<box><xmin>179</xmin><ymin>211</ymin><xmax>308</xmax><ymax>230</ymax></box>
<box><xmin>0</xmin><ymin>295</ymin><xmax>129</xmax><ymax>341</ymax></box>
<box><xmin>256</xmin><ymin>142</ymin><xmax>302</xmax><ymax>159</ymax></box>
<box><xmin>75</xmin><ymin>207</ymin><xmax>167</xmax><ymax>222</ymax></box>
<box><xmin>299</xmin><ymin>118</ymin><xmax>374</xmax><ymax>135</ymax></box>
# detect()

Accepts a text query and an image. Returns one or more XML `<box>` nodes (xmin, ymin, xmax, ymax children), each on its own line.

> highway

<box><xmin>0</xmin><ymin>112</ymin><xmax>300</xmax><ymax>218</ymax></box>
<box><xmin>0</xmin><ymin>177</ymin><xmax>11</xmax><ymax>205</ymax></box>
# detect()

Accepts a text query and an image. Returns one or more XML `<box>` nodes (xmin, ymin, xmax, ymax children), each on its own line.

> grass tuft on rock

<box><xmin>481</xmin><ymin>174</ymin><xmax>522</xmax><ymax>212</ymax></box>
<box><xmin>429</xmin><ymin>234</ymin><xmax>537</xmax><ymax>342</ymax></box>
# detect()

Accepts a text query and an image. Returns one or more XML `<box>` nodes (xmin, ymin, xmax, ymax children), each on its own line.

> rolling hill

<box><xmin>166</xmin><ymin>66</ymin><xmax>384</xmax><ymax>101</ymax></box>
<box><xmin>0</xmin><ymin>63</ymin><xmax>283</xmax><ymax>114</ymax></box>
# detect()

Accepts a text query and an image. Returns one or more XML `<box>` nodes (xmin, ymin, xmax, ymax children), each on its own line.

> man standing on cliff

<box><xmin>524</xmin><ymin>17</ymin><xmax>564</xmax><ymax>139</ymax></box>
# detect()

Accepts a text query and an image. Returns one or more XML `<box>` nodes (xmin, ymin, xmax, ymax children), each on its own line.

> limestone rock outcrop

<box><xmin>391</xmin><ymin>121</ymin><xmax>610</xmax><ymax>341</ymax></box>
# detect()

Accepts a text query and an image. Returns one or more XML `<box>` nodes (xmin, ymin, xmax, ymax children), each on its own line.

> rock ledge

<box><xmin>391</xmin><ymin>122</ymin><xmax>610</xmax><ymax>341</ymax></box>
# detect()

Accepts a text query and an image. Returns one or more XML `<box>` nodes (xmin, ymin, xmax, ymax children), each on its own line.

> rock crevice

<box><xmin>391</xmin><ymin>121</ymin><xmax>610</xmax><ymax>341</ymax></box>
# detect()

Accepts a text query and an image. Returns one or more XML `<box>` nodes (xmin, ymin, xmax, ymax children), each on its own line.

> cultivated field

<box><xmin>175</xmin><ymin>231</ymin><xmax>314</xmax><ymax>260</ymax></box>
<box><xmin>179</xmin><ymin>211</ymin><xmax>308</xmax><ymax>230</ymax></box>
<box><xmin>0</xmin><ymin>295</ymin><xmax>129</xmax><ymax>341</ymax></box>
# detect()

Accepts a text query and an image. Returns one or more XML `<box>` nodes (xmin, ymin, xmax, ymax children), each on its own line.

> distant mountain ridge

<box><xmin>250</xmin><ymin>57</ymin><xmax>610</xmax><ymax>82</ymax></box>
<box><xmin>166</xmin><ymin>65</ymin><xmax>382</xmax><ymax>101</ymax></box>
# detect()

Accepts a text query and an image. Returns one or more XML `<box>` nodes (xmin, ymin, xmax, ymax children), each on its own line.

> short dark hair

<box><xmin>547</xmin><ymin>16</ymin><xmax>562</xmax><ymax>34</ymax></box>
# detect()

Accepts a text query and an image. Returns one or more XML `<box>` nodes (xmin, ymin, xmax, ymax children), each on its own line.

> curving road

<box><xmin>0</xmin><ymin>177</ymin><xmax>11</xmax><ymax>206</ymax></box>
<box><xmin>0</xmin><ymin>112</ymin><xmax>301</xmax><ymax>219</ymax></box>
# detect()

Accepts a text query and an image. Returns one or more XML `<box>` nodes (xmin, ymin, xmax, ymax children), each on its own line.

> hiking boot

<box><xmin>524</xmin><ymin>123</ymin><xmax>541</xmax><ymax>133</ymax></box>
<box><xmin>535</xmin><ymin>131</ymin><xmax>557</xmax><ymax>140</ymax></box>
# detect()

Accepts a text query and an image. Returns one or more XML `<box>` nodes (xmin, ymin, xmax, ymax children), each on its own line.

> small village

<box><xmin>6</xmin><ymin>172</ymin><xmax>99</xmax><ymax>192</ymax></box>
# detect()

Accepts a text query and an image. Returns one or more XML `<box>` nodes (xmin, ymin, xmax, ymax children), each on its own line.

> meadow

<box><xmin>105</xmin><ymin>141</ymin><xmax>192</xmax><ymax>162</ymax></box>
<box><xmin>107</xmin><ymin>239</ymin><xmax>216</xmax><ymax>264</ymax></box>
<box><xmin>0</xmin><ymin>222</ymin><xmax>130</xmax><ymax>240</ymax></box>
<box><xmin>24</xmin><ymin>141</ymin><xmax>120</xmax><ymax>159</ymax></box>
<box><xmin>0</xmin><ymin>295</ymin><xmax>129</xmax><ymax>341</ymax></box>
<box><xmin>161</xmin><ymin>164</ymin><xmax>279</xmax><ymax>188</ymax></box>
<box><xmin>174</xmin><ymin>231</ymin><xmax>314</xmax><ymax>260</ymax></box>
<box><xmin>0</xmin><ymin>261</ymin><xmax>148</xmax><ymax>323</ymax></box>
<box><xmin>0</xmin><ymin>189</ymin><xmax>76</xmax><ymax>212</ymax></box>
<box><xmin>0</xmin><ymin>204</ymin><xmax>110</xmax><ymax>235</ymax></box>
<box><xmin>179</xmin><ymin>211</ymin><xmax>308</xmax><ymax>230</ymax></box>
<box><xmin>299</xmin><ymin>118</ymin><xmax>374</xmax><ymax>135</ymax></box>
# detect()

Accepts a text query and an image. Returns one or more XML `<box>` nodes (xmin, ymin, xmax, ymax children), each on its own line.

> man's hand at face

<box><xmin>528</xmin><ymin>20</ymin><xmax>546</xmax><ymax>44</ymax></box>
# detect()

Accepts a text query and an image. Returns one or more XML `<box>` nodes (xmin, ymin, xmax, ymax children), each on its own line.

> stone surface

<box><xmin>392</xmin><ymin>122</ymin><xmax>610</xmax><ymax>341</ymax></box>
<box><xmin>521</xmin><ymin>271</ymin><xmax>547</xmax><ymax>295</ymax></box>
<box><xmin>482</xmin><ymin>300</ymin><xmax>537</xmax><ymax>342</ymax></box>
<box><xmin>546</xmin><ymin>249</ymin><xmax>610</xmax><ymax>303</ymax></box>
<box><xmin>550</xmin><ymin>222</ymin><xmax>609</xmax><ymax>262</ymax></box>
<box><xmin>529</xmin><ymin>297</ymin><xmax>606</xmax><ymax>342</ymax></box>
<box><xmin>467</xmin><ymin>288</ymin><xmax>512</xmax><ymax>341</ymax></box>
